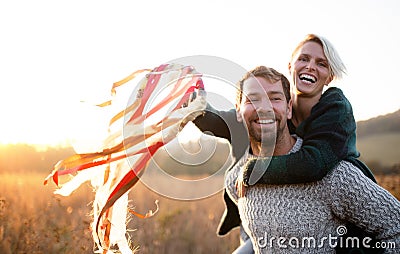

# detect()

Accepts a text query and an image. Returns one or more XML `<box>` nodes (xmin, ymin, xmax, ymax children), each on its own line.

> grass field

<box><xmin>357</xmin><ymin>132</ymin><xmax>400</xmax><ymax>167</ymax></box>
<box><xmin>0</xmin><ymin>173</ymin><xmax>239</xmax><ymax>253</ymax></box>
<box><xmin>0</xmin><ymin>172</ymin><xmax>399</xmax><ymax>253</ymax></box>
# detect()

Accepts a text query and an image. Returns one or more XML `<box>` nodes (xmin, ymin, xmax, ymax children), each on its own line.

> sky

<box><xmin>1</xmin><ymin>0</ymin><xmax>399</xmax><ymax>148</ymax></box>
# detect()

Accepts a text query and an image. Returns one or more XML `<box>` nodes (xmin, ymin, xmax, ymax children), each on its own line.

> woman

<box><xmin>241</xmin><ymin>33</ymin><xmax>375</xmax><ymax>186</ymax></box>
<box><xmin>194</xmin><ymin>34</ymin><xmax>378</xmax><ymax>253</ymax></box>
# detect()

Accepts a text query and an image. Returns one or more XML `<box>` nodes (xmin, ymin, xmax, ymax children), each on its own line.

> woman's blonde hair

<box><xmin>291</xmin><ymin>34</ymin><xmax>347</xmax><ymax>81</ymax></box>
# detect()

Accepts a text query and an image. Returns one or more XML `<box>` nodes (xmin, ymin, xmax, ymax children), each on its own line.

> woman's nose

<box><xmin>306</xmin><ymin>60</ymin><xmax>316</xmax><ymax>71</ymax></box>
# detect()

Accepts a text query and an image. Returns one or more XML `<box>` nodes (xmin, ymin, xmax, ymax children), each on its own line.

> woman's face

<box><xmin>289</xmin><ymin>41</ymin><xmax>333</xmax><ymax>97</ymax></box>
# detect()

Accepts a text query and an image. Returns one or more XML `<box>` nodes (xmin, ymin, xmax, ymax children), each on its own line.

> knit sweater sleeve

<box><xmin>225</xmin><ymin>163</ymin><xmax>240</xmax><ymax>204</ymax></box>
<box><xmin>327</xmin><ymin>161</ymin><xmax>400</xmax><ymax>251</ymax></box>
<box><xmin>246</xmin><ymin>87</ymin><xmax>359</xmax><ymax>185</ymax></box>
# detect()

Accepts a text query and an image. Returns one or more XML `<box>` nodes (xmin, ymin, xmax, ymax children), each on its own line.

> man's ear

<box><xmin>287</xmin><ymin>99</ymin><xmax>293</xmax><ymax>120</ymax></box>
<box><xmin>236</xmin><ymin>104</ymin><xmax>243</xmax><ymax>122</ymax></box>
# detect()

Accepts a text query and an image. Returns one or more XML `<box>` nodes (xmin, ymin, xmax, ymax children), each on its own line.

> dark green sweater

<box><xmin>193</xmin><ymin>87</ymin><xmax>376</xmax><ymax>235</ymax></box>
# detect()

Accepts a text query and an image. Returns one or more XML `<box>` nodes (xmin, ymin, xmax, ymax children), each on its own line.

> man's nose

<box><xmin>255</xmin><ymin>98</ymin><xmax>273</xmax><ymax>112</ymax></box>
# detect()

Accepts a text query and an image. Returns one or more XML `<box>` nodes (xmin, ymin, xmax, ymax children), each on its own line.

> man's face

<box><xmin>237</xmin><ymin>77</ymin><xmax>292</xmax><ymax>149</ymax></box>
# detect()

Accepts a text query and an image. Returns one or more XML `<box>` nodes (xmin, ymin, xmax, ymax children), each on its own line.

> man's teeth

<box><xmin>300</xmin><ymin>74</ymin><xmax>316</xmax><ymax>83</ymax></box>
<box><xmin>257</xmin><ymin>119</ymin><xmax>274</xmax><ymax>124</ymax></box>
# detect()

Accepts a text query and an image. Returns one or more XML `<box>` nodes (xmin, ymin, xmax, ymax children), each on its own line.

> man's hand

<box><xmin>236</xmin><ymin>178</ymin><xmax>247</xmax><ymax>198</ymax></box>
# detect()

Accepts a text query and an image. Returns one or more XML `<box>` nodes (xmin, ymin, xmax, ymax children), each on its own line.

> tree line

<box><xmin>0</xmin><ymin>144</ymin><xmax>74</xmax><ymax>174</ymax></box>
<box><xmin>357</xmin><ymin>109</ymin><xmax>400</xmax><ymax>138</ymax></box>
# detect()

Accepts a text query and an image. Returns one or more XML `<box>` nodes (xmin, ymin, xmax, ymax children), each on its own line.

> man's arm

<box><xmin>328</xmin><ymin>161</ymin><xmax>400</xmax><ymax>251</ymax></box>
<box><xmin>193</xmin><ymin>104</ymin><xmax>248</xmax><ymax>161</ymax></box>
<box><xmin>193</xmin><ymin>104</ymin><xmax>233</xmax><ymax>141</ymax></box>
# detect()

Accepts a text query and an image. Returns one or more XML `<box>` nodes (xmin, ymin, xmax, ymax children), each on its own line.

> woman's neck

<box><xmin>291</xmin><ymin>93</ymin><xmax>321</xmax><ymax>127</ymax></box>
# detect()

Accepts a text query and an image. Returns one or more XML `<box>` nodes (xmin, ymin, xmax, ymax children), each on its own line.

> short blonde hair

<box><xmin>290</xmin><ymin>34</ymin><xmax>347</xmax><ymax>81</ymax></box>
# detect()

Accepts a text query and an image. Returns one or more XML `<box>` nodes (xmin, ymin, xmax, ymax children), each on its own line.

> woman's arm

<box><xmin>194</xmin><ymin>88</ymin><xmax>374</xmax><ymax>186</ymax></box>
<box><xmin>243</xmin><ymin>87</ymin><xmax>369</xmax><ymax>185</ymax></box>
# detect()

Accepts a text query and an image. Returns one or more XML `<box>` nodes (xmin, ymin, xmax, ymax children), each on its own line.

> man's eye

<box><xmin>246</xmin><ymin>97</ymin><xmax>259</xmax><ymax>103</ymax></box>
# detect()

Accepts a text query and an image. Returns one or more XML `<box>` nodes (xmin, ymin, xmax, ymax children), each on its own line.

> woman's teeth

<box><xmin>299</xmin><ymin>74</ymin><xmax>316</xmax><ymax>83</ymax></box>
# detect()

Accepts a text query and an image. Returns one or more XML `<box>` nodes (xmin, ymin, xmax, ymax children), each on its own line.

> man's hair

<box><xmin>290</xmin><ymin>34</ymin><xmax>347</xmax><ymax>81</ymax></box>
<box><xmin>236</xmin><ymin>66</ymin><xmax>291</xmax><ymax>106</ymax></box>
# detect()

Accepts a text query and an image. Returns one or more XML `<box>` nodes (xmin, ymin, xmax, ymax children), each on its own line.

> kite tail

<box><xmin>45</xmin><ymin>63</ymin><xmax>206</xmax><ymax>252</ymax></box>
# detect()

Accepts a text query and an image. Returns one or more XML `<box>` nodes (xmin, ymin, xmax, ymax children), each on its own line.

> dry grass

<box><xmin>0</xmin><ymin>173</ymin><xmax>94</xmax><ymax>254</ymax></box>
<box><xmin>358</xmin><ymin>133</ymin><xmax>400</xmax><ymax>166</ymax></box>
<box><xmin>0</xmin><ymin>172</ymin><xmax>399</xmax><ymax>253</ymax></box>
<box><xmin>375</xmin><ymin>174</ymin><xmax>400</xmax><ymax>200</ymax></box>
<box><xmin>0</xmin><ymin>173</ymin><xmax>239</xmax><ymax>253</ymax></box>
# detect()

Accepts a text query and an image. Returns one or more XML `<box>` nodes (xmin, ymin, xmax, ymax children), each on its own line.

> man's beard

<box><xmin>248</xmin><ymin>124</ymin><xmax>277</xmax><ymax>156</ymax></box>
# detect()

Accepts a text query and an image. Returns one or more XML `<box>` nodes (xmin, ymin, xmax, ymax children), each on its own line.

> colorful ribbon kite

<box><xmin>44</xmin><ymin>63</ymin><xmax>206</xmax><ymax>253</ymax></box>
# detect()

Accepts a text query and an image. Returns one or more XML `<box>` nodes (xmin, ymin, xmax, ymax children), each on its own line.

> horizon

<box><xmin>1</xmin><ymin>107</ymin><xmax>398</xmax><ymax>150</ymax></box>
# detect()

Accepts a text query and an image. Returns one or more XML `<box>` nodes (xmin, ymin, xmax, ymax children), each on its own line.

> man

<box><xmin>225</xmin><ymin>66</ymin><xmax>400</xmax><ymax>253</ymax></box>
